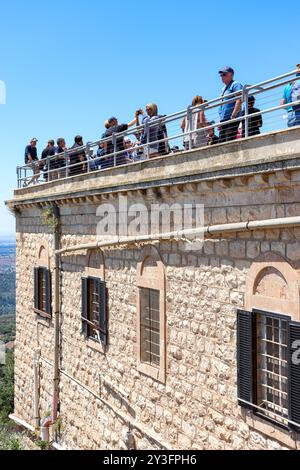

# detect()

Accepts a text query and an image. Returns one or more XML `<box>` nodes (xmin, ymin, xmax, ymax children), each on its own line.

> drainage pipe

<box><xmin>52</xmin><ymin>204</ymin><xmax>61</xmax><ymax>423</ymax></box>
<box><xmin>33</xmin><ymin>348</ymin><xmax>41</xmax><ymax>430</ymax></box>
<box><xmin>55</xmin><ymin>216</ymin><xmax>300</xmax><ymax>255</ymax></box>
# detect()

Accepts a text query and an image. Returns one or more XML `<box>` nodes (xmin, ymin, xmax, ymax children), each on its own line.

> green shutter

<box><xmin>82</xmin><ymin>277</ymin><xmax>88</xmax><ymax>337</ymax></box>
<box><xmin>237</xmin><ymin>309</ymin><xmax>257</xmax><ymax>410</ymax></box>
<box><xmin>45</xmin><ymin>269</ymin><xmax>52</xmax><ymax>316</ymax></box>
<box><xmin>98</xmin><ymin>280</ymin><xmax>107</xmax><ymax>345</ymax></box>
<box><xmin>289</xmin><ymin>321</ymin><xmax>300</xmax><ymax>430</ymax></box>
<box><xmin>34</xmin><ymin>267</ymin><xmax>39</xmax><ymax>310</ymax></box>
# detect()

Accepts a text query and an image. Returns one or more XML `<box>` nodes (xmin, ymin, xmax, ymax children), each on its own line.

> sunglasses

<box><xmin>220</xmin><ymin>72</ymin><xmax>228</xmax><ymax>77</ymax></box>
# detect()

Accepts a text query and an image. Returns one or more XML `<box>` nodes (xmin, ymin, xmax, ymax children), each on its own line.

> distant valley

<box><xmin>0</xmin><ymin>241</ymin><xmax>16</xmax><ymax>345</ymax></box>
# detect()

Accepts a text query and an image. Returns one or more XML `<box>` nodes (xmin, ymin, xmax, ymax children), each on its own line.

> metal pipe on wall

<box><xmin>55</xmin><ymin>216</ymin><xmax>300</xmax><ymax>256</ymax></box>
<box><xmin>52</xmin><ymin>204</ymin><xmax>61</xmax><ymax>424</ymax></box>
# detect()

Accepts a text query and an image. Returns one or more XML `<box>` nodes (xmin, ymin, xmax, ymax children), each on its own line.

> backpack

<box><xmin>291</xmin><ymin>81</ymin><xmax>300</xmax><ymax>112</ymax></box>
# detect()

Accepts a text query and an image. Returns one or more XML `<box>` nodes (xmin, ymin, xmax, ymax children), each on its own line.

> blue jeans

<box><xmin>288</xmin><ymin>111</ymin><xmax>300</xmax><ymax>127</ymax></box>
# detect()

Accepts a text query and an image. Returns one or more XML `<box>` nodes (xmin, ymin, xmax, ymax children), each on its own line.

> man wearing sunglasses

<box><xmin>218</xmin><ymin>66</ymin><xmax>243</xmax><ymax>143</ymax></box>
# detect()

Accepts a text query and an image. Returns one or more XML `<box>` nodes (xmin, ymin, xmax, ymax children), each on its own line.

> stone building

<box><xmin>6</xmin><ymin>126</ymin><xmax>300</xmax><ymax>450</ymax></box>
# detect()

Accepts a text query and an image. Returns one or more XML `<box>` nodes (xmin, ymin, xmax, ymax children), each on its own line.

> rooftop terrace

<box><xmin>10</xmin><ymin>68</ymin><xmax>300</xmax><ymax>207</ymax></box>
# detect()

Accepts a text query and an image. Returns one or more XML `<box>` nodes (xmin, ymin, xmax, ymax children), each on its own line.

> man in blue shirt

<box><xmin>281</xmin><ymin>64</ymin><xmax>300</xmax><ymax>128</ymax></box>
<box><xmin>218</xmin><ymin>66</ymin><xmax>243</xmax><ymax>143</ymax></box>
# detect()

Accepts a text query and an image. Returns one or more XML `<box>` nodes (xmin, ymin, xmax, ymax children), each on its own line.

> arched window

<box><xmin>237</xmin><ymin>253</ymin><xmax>300</xmax><ymax>431</ymax></box>
<box><xmin>137</xmin><ymin>246</ymin><xmax>166</xmax><ymax>383</ymax></box>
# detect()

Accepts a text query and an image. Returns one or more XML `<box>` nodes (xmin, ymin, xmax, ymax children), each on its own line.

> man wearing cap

<box><xmin>218</xmin><ymin>66</ymin><xmax>243</xmax><ymax>143</ymax></box>
<box><xmin>24</xmin><ymin>138</ymin><xmax>40</xmax><ymax>185</ymax></box>
<box><xmin>281</xmin><ymin>64</ymin><xmax>300</xmax><ymax>128</ymax></box>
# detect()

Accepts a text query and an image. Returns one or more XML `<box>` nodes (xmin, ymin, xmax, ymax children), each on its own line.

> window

<box><xmin>237</xmin><ymin>308</ymin><xmax>300</xmax><ymax>431</ymax></box>
<box><xmin>140</xmin><ymin>288</ymin><xmax>160</xmax><ymax>367</ymax></box>
<box><xmin>257</xmin><ymin>312</ymin><xmax>288</xmax><ymax>425</ymax></box>
<box><xmin>137</xmin><ymin>246</ymin><xmax>166</xmax><ymax>383</ymax></box>
<box><xmin>34</xmin><ymin>267</ymin><xmax>52</xmax><ymax>319</ymax></box>
<box><xmin>82</xmin><ymin>277</ymin><xmax>107</xmax><ymax>345</ymax></box>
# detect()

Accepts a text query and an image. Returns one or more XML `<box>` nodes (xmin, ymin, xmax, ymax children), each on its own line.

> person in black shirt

<box><xmin>41</xmin><ymin>140</ymin><xmax>55</xmax><ymax>181</ymax></box>
<box><xmin>24</xmin><ymin>138</ymin><xmax>40</xmax><ymax>186</ymax></box>
<box><xmin>69</xmin><ymin>135</ymin><xmax>86</xmax><ymax>176</ymax></box>
<box><xmin>103</xmin><ymin>115</ymin><xmax>137</xmax><ymax>167</ymax></box>
<box><xmin>241</xmin><ymin>96</ymin><xmax>263</xmax><ymax>137</ymax></box>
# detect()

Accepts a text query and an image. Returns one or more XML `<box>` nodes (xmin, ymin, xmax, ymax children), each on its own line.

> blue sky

<box><xmin>0</xmin><ymin>0</ymin><xmax>299</xmax><ymax>238</ymax></box>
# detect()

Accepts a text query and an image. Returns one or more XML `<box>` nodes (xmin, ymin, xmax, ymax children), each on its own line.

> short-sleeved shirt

<box><xmin>219</xmin><ymin>80</ymin><xmax>243</xmax><ymax>121</ymax></box>
<box><xmin>282</xmin><ymin>80</ymin><xmax>300</xmax><ymax>112</ymax></box>
<box><xmin>41</xmin><ymin>146</ymin><xmax>55</xmax><ymax>160</ymax></box>
<box><xmin>104</xmin><ymin>124</ymin><xmax>128</xmax><ymax>156</ymax></box>
<box><xmin>24</xmin><ymin>145</ymin><xmax>38</xmax><ymax>164</ymax></box>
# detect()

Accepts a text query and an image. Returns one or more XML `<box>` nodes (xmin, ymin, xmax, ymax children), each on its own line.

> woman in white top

<box><xmin>181</xmin><ymin>96</ymin><xmax>211</xmax><ymax>150</ymax></box>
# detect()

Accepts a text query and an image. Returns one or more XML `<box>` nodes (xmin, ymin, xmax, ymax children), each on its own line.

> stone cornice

<box><xmin>6</xmin><ymin>126</ymin><xmax>300</xmax><ymax>210</ymax></box>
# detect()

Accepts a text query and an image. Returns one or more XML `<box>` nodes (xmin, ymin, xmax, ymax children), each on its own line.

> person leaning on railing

<box><xmin>218</xmin><ymin>66</ymin><xmax>243</xmax><ymax>143</ymax></box>
<box><xmin>181</xmin><ymin>96</ymin><xmax>214</xmax><ymax>150</ymax></box>
<box><xmin>240</xmin><ymin>96</ymin><xmax>263</xmax><ymax>138</ymax></box>
<box><xmin>281</xmin><ymin>63</ymin><xmax>300</xmax><ymax>128</ymax></box>
<box><xmin>54</xmin><ymin>138</ymin><xmax>67</xmax><ymax>180</ymax></box>
<box><xmin>103</xmin><ymin>115</ymin><xmax>137</xmax><ymax>167</ymax></box>
<box><xmin>24</xmin><ymin>138</ymin><xmax>40</xmax><ymax>186</ymax></box>
<box><xmin>40</xmin><ymin>139</ymin><xmax>55</xmax><ymax>181</ymax></box>
<box><xmin>136</xmin><ymin>103</ymin><xmax>169</xmax><ymax>158</ymax></box>
<box><xmin>69</xmin><ymin>135</ymin><xmax>87</xmax><ymax>176</ymax></box>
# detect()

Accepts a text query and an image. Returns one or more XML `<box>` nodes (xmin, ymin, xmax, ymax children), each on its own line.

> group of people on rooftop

<box><xmin>23</xmin><ymin>64</ymin><xmax>300</xmax><ymax>186</ymax></box>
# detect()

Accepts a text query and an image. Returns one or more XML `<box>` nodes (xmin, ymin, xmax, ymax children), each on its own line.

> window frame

<box><xmin>237</xmin><ymin>307</ymin><xmax>300</xmax><ymax>432</ymax></box>
<box><xmin>34</xmin><ymin>266</ymin><xmax>52</xmax><ymax>320</ymax></box>
<box><xmin>137</xmin><ymin>246</ymin><xmax>166</xmax><ymax>383</ymax></box>
<box><xmin>254</xmin><ymin>309</ymin><xmax>291</xmax><ymax>429</ymax></box>
<box><xmin>81</xmin><ymin>275</ymin><xmax>107</xmax><ymax>345</ymax></box>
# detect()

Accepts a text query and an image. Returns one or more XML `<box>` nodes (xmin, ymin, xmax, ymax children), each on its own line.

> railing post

<box><xmin>64</xmin><ymin>150</ymin><xmax>69</xmax><ymax>178</ymax></box>
<box><xmin>113</xmin><ymin>134</ymin><xmax>117</xmax><ymax>167</ymax></box>
<box><xmin>145</xmin><ymin>120</ymin><xmax>150</xmax><ymax>159</ymax></box>
<box><xmin>187</xmin><ymin>106</ymin><xmax>193</xmax><ymax>150</ymax></box>
<box><xmin>46</xmin><ymin>156</ymin><xmax>51</xmax><ymax>182</ymax></box>
<box><xmin>243</xmin><ymin>85</ymin><xmax>249</xmax><ymax>138</ymax></box>
<box><xmin>16</xmin><ymin>167</ymin><xmax>20</xmax><ymax>189</ymax></box>
<box><xmin>86</xmin><ymin>143</ymin><xmax>91</xmax><ymax>173</ymax></box>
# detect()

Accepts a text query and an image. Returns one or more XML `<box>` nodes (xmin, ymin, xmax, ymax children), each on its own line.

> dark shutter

<box><xmin>34</xmin><ymin>267</ymin><xmax>39</xmax><ymax>310</ymax></box>
<box><xmin>82</xmin><ymin>277</ymin><xmax>88</xmax><ymax>337</ymax></box>
<box><xmin>45</xmin><ymin>269</ymin><xmax>52</xmax><ymax>316</ymax></box>
<box><xmin>99</xmin><ymin>280</ymin><xmax>107</xmax><ymax>345</ymax></box>
<box><xmin>289</xmin><ymin>321</ymin><xmax>300</xmax><ymax>430</ymax></box>
<box><xmin>237</xmin><ymin>309</ymin><xmax>256</xmax><ymax>410</ymax></box>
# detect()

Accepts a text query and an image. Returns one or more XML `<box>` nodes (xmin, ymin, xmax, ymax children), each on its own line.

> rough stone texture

<box><xmin>10</xmin><ymin>129</ymin><xmax>300</xmax><ymax>450</ymax></box>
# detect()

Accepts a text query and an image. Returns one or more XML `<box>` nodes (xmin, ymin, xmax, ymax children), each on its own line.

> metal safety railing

<box><xmin>16</xmin><ymin>68</ymin><xmax>300</xmax><ymax>189</ymax></box>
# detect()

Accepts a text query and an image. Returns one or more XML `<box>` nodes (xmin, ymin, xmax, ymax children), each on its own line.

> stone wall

<box><xmin>10</xmin><ymin>128</ymin><xmax>300</xmax><ymax>450</ymax></box>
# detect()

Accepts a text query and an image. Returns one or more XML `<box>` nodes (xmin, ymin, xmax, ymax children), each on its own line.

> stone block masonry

<box><xmin>7</xmin><ymin>127</ymin><xmax>300</xmax><ymax>450</ymax></box>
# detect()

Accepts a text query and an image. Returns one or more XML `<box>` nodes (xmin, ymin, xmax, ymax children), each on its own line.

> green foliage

<box><xmin>0</xmin><ymin>271</ymin><xmax>15</xmax><ymax>316</ymax></box>
<box><xmin>0</xmin><ymin>350</ymin><xmax>20</xmax><ymax>450</ymax></box>
<box><xmin>0</xmin><ymin>349</ymin><xmax>15</xmax><ymax>422</ymax></box>
<box><xmin>0</xmin><ymin>316</ymin><xmax>15</xmax><ymax>343</ymax></box>
<box><xmin>37</xmin><ymin>439</ymin><xmax>48</xmax><ymax>451</ymax></box>
<box><xmin>41</xmin><ymin>208</ymin><xmax>59</xmax><ymax>230</ymax></box>
<box><xmin>0</xmin><ymin>427</ymin><xmax>21</xmax><ymax>450</ymax></box>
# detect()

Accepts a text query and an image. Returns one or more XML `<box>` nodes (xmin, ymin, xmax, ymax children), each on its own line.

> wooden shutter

<box><xmin>34</xmin><ymin>267</ymin><xmax>39</xmax><ymax>310</ymax></box>
<box><xmin>98</xmin><ymin>280</ymin><xmax>107</xmax><ymax>345</ymax></box>
<box><xmin>82</xmin><ymin>277</ymin><xmax>88</xmax><ymax>337</ymax></box>
<box><xmin>45</xmin><ymin>269</ymin><xmax>52</xmax><ymax>316</ymax></box>
<box><xmin>289</xmin><ymin>321</ymin><xmax>300</xmax><ymax>430</ymax></box>
<box><xmin>237</xmin><ymin>309</ymin><xmax>256</xmax><ymax>410</ymax></box>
